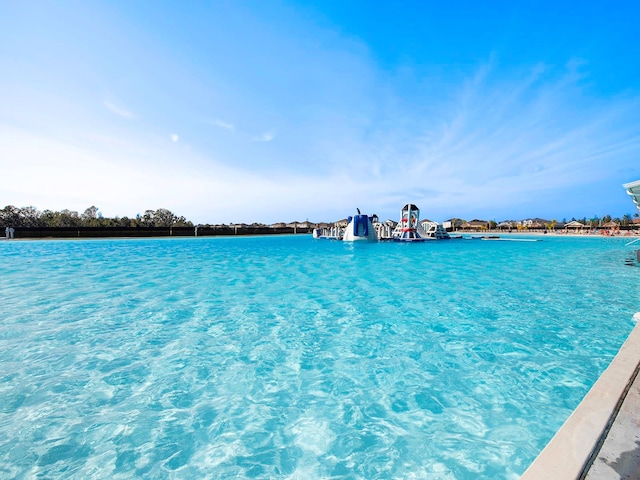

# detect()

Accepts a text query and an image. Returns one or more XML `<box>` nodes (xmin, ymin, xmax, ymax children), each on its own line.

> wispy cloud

<box><xmin>103</xmin><ymin>99</ymin><xmax>134</xmax><ymax>119</ymax></box>
<box><xmin>344</xmin><ymin>58</ymin><xmax>640</xmax><ymax>219</ymax></box>
<box><xmin>4</xmin><ymin>2</ymin><xmax>639</xmax><ymax>225</ymax></box>
<box><xmin>212</xmin><ymin>119</ymin><xmax>235</xmax><ymax>131</ymax></box>
<box><xmin>252</xmin><ymin>132</ymin><xmax>275</xmax><ymax>142</ymax></box>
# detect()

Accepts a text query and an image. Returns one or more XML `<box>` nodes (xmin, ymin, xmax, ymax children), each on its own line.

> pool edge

<box><xmin>520</xmin><ymin>314</ymin><xmax>640</xmax><ymax>479</ymax></box>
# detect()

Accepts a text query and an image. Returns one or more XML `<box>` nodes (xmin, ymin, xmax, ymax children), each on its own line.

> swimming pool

<box><xmin>0</xmin><ymin>235</ymin><xmax>638</xmax><ymax>478</ymax></box>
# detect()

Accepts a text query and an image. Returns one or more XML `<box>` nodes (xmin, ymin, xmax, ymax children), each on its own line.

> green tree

<box><xmin>140</xmin><ymin>210</ymin><xmax>156</xmax><ymax>227</ymax></box>
<box><xmin>59</xmin><ymin>210</ymin><xmax>81</xmax><ymax>227</ymax></box>
<box><xmin>81</xmin><ymin>206</ymin><xmax>103</xmax><ymax>227</ymax></box>
<box><xmin>19</xmin><ymin>206</ymin><xmax>42</xmax><ymax>227</ymax></box>
<box><xmin>40</xmin><ymin>210</ymin><xmax>56</xmax><ymax>227</ymax></box>
<box><xmin>120</xmin><ymin>216</ymin><xmax>136</xmax><ymax>227</ymax></box>
<box><xmin>153</xmin><ymin>208</ymin><xmax>178</xmax><ymax>227</ymax></box>
<box><xmin>1</xmin><ymin>205</ymin><xmax>21</xmax><ymax>226</ymax></box>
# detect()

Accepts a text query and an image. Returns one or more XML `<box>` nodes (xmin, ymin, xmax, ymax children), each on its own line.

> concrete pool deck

<box><xmin>521</xmin><ymin>313</ymin><xmax>640</xmax><ymax>479</ymax></box>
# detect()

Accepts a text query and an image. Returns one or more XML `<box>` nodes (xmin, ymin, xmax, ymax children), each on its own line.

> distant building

<box><xmin>334</xmin><ymin>219</ymin><xmax>349</xmax><ymax>228</ymax></box>
<box><xmin>443</xmin><ymin>218</ymin><xmax>463</xmax><ymax>231</ymax></box>
<box><xmin>465</xmin><ymin>219</ymin><xmax>489</xmax><ymax>230</ymax></box>
<box><xmin>521</xmin><ymin>218</ymin><xmax>551</xmax><ymax>228</ymax></box>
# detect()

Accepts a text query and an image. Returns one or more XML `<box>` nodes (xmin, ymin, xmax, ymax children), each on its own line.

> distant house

<box><xmin>271</xmin><ymin>222</ymin><xmax>287</xmax><ymax>228</ymax></box>
<box><xmin>443</xmin><ymin>218</ymin><xmax>463</xmax><ymax>231</ymax></box>
<box><xmin>521</xmin><ymin>218</ymin><xmax>551</xmax><ymax>228</ymax></box>
<box><xmin>466</xmin><ymin>219</ymin><xmax>489</xmax><ymax>230</ymax></box>
<box><xmin>334</xmin><ymin>218</ymin><xmax>349</xmax><ymax>228</ymax></box>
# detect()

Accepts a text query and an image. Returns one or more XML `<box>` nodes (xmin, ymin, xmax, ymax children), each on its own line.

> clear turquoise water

<box><xmin>0</xmin><ymin>234</ymin><xmax>638</xmax><ymax>479</ymax></box>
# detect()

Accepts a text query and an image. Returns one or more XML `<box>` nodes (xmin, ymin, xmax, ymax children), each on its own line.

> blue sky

<box><xmin>1</xmin><ymin>1</ymin><xmax>639</xmax><ymax>224</ymax></box>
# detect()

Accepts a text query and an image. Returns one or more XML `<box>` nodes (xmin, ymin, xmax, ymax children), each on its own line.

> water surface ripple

<box><xmin>0</xmin><ymin>235</ymin><xmax>638</xmax><ymax>479</ymax></box>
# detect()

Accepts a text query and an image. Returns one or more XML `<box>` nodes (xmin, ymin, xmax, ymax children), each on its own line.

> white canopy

<box><xmin>623</xmin><ymin>180</ymin><xmax>640</xmax><ymax>211</ymax></box>
<box><xmin>565</xmin><ymin>220</ymin><xmax>586</xmax><ymax>228</ymax></box>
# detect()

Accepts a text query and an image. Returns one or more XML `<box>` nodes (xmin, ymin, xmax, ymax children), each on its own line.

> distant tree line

<box><xmin>0</xmin><ymin>205</ymin><xmax>193</xmax><ymax>228</ymax></box>
<box><xmin>450</xmin><ymin>213</ymin><xmax>639</xmax><ymax>230</ymax></box>
<box><xmin>550</xmin><ymin>214</ymin><xmax>638</xmax><ymax>228</ymax></box>
<box><xmin>568</xmin><ymin>214</ymin><xmax>638</xmax><ymax>227</ymax></box>
<box><xmin>2</xmin><ymin>204</ymin><xmax>638</xmax><ymax>230</ymax></box>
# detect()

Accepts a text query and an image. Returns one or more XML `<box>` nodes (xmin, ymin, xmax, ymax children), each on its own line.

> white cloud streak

<box><xmin>335</xmin><ymin>59</ymin><xmax>640</xmax><ymax>220</ymax></box>
<box><xmin>103</xmin><ymin>99</ymin><xmax>134</xmax><ymax>119</ymax></box>
<box><xmin>252</xmin><ymin>132</ymin><xmax>275</xmax><ymax>142</ymax></box>
<box><xmin>2</xmin><ymin>56</ymin><xmax>639</xmax><ymax>224</ymax></box>
<box><xmin>212</xmin><ymin>119</ymin><xmax>235</xmax><ymax>131</ymax></box>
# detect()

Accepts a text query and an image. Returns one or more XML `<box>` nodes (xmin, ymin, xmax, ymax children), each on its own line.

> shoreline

<box><xmin>2</xmin><ymin>225</ymin><xmax>639</xmax><ymax>241</ymax></box>
<box><xmin>454</xmin><ymin>230</ymin><xmax>640</xmax><ymax>239</ymax></box>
